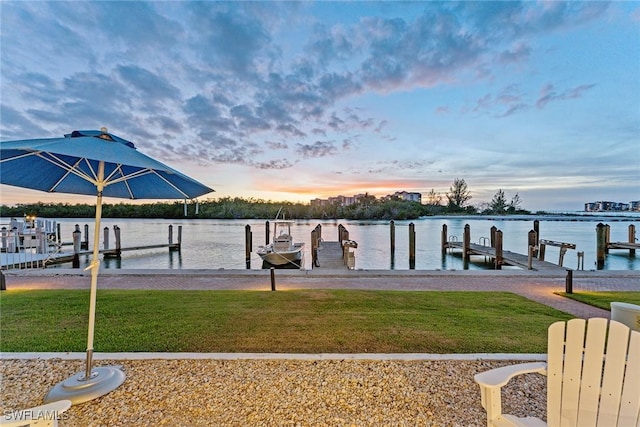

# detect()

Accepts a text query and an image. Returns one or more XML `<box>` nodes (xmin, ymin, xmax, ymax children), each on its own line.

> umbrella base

<box><xmin>44</xmin><ymin>366</ymin><xmax>126</xmax><ymax>406</ymax></box>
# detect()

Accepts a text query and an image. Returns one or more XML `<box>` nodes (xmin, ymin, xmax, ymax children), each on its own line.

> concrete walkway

<box><xmin>4</xmin><ymin>268</ymin><xmax>639</xmax><ymax>319</ymax></box>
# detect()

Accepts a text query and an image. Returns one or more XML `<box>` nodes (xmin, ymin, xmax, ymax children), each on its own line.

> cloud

<box><xmin>253</xmin><ymin>158</ymin><xmax>294</xmax><ymax>169</ymax></box>
<box><xmin>116</xmin><ymin>65</ymin><xmax>181</xmax><ymax>101</ymax></box>
<box><xmin>295</xmin><ymin>140</ymin><xmax>338</xmax><ymax>158</ymax></box>
<box><xmin>0</xmin><ymin>0</ymin><xmax>630</xmax><ymax>207</ymax></box>
<box><xmin>186</xmin><ymin>3</ymin><xmax>274</xmax><ymax>77</ymax></box>
<box><xmin>536</xmin><ymin>83</ymin><xmax>597</xmax><ymax>109</ymax></box>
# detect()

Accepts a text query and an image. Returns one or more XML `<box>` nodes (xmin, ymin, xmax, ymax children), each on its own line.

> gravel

<box><xmin>1</xmin><ymin>358</ymin><xmax>546</xmax><ymax>426</ymax></box>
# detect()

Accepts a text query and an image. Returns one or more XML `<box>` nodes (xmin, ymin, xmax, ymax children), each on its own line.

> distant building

<box><xmin>584</xmin><ymin>201</ymin><xmax>633</xmax><ymax>212</ymax></box>
<box><xmin>312</xmin><ymin>190</ymin><xmax>423</xmax><ymax>207</ymax></box>
<box><xmin>389</xmin><ymin>191</ymin><xmax>422</xmax><ymax>203</ymax></box>
<box><xmin>312</xmin><ymin>195</ymin><xmax>362</xmax><ymax>207</ymax></box>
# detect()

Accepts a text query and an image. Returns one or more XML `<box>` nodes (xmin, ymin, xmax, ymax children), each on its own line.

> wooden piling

<box><xmin>490</xmin><ymin>226</ymin><xmax>497</xmax><ymax>248</ymax></box>
<box><xmin>176</xmin><ymin>225</ymin><xmax>182</xmax><ymax>251</ymax></box>
<box><xmin>82</xmin><ymin>224</ymin><xmax>89</xmax><ymax>250</ymax></box>
<box><xmin>114</xmin><ymin>225</ymin><xmax>122</xmax><ymax>258</ymax></box>
<box><xmin>409</xmin><ymin>222</ymin><xmax>416</xmax><ymax>269</ymax></box>
<box><xmin>245</xmin><ymin>224</ymin><xmax>252</xmax><ymax>269</ymax></box>
<box><xmin>390</xmin><ymin>220</ymin><xmax>396</xmax><ymax>256</ymax></box>
<box><xmin>528</xmin><ymin>229</ymin><xmax>538</xmax><ymax>257</ymax></box>
<box><xmin>72</xmin><ymin>225</ymin><xmax>81</xmax><ymax>268</ymax></box>
<box><xmin>103</xmin><ymin>226</ymin><xmax>109</xmax><ymax>250</ymax></box>
<box><xmin>270</xmin><ymin>267</ymin><xmax>276</xmax><ymax>291</ymax></box>
<box><xmin>338</xmin><ymin>224</ymin><xmax>349</xmax><ymax>243</ymax></box>
<box><xmin>441</xmin><ymin>224</ymin><xmax>447</xmax><ymax>255</ymax></box>
<box><xmin>538</xmin><ymin>241</ymin><xmax>546</xmax><ymax>261</ymax></box>
<box><xmin>265</xmin><ymin>221</ymin><xmax>270</xmax><ymax>245</ymax></box>
<box><xmin>596</xmin><ymin>223</ymin><xmax>606</xmax><ymax>269</ymax></box>
<box><xmin>533</xmin><ymin>220</ymin><xmax>539</xmax><ymax>246</ymax></box>
<box><xmin>630</xmin><ymin>224</ymin><xmax>636</xmax><ymax>256</ymax></box>
<box><xmin>494</xmin><ymin>230</ymin><xmax>503</xmax><ymax>269</ymax></box>
<box><xmin>605</xmin><ymin>224</ymin><xmax>611</xmax><ymax>254</ymax></box>
<box><xmin>311</xmin><ymin>228</ymin><xmax>318</xmax><ymax>268</ymax></box>
<box><xmin>463</xmin><ymin>224</ymin><xmax>471</xmax><ymax>261</ymax></box>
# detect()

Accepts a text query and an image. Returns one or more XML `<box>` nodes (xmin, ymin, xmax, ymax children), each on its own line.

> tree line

<box><xmin>0</xmin><ymin>178</ymin><xmax>530</xmax><ymax>220</ymax></box>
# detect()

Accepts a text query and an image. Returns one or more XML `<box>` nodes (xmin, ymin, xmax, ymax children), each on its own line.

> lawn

<box><xmin>556</xmin><ymin>291</ymin><xmax>640</xmax><ymax>310</ymax></box>
<box><xmin>0</xmin><ymin>289</ymin><xmax>573</xmax><ymax>353</ymax></box>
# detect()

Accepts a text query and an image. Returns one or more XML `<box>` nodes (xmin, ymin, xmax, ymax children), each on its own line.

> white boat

<box><xmin>256</xmin><ymin>219</ymin><xmax>304</xmax><ymax>267</ymax></box>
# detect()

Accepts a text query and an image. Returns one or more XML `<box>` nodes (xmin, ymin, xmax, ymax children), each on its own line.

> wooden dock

<box><xmin>445</xmin><ymin>242</ymin><xmax>567</xmax><ymax>271</ymax></box>
<box><xmin>1</xmin><ymin>224</ymin><xmax>183</xmax><ymax>269</ymax></box>
<box><xmin>442</xmin><ymin>223</ymin><xmax>571</xmax><ymax>272</ymax></box>
<box><xmin>311</xmin><ymin>224</ymin><xmax>357</xmax><ymax>270</ymax></box>
<box><xmin>597</xmin><ymin>223</ymin><xmax>637</xmax><ymax>268</ymax></box>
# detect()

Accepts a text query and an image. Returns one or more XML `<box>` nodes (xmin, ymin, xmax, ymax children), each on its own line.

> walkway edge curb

<box><xmin>1</xmin><ymin>352</ymin><xmax>546</xmax><ymax>361</ymax></box>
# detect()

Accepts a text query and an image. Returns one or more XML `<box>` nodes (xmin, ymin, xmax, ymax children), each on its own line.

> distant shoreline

<box><xmin>1</xmin><ymin>212</ymin><xmax>639</xmax><ymax>222</ymax></box>
<box><xmin>426</xmin><ymin>213</ymin><xmax>640</xmax><ymax>222</ymax></box>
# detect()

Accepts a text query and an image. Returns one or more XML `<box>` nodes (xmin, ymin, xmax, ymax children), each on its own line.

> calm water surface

<box><xmin>44</xmin><ymin>215</ymin><xmax>640</xmax><ymax>271</ymax></box>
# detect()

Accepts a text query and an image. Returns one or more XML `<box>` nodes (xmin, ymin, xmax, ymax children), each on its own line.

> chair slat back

<box><xmin>547</xmin><ymin>320</ymin><xmax>568</xmax><ymax>427</ymax></box>
<box><xmin>546</xmin><ymin>318</ymin><xmax>639</xmax><ymax>427</ymax></box>
<box><xmin>597</xmin><ymin>320</ymin><xmax>634</xmax><ymax>426</ymax></box>
<box><xmin>576</xmin><ymin>318</ymin><xmax>608</xmax><ymax>427</ymax></box>
<box><xmin>617</xmin><ymin>331</ymin><xmax>640</xmax><ymax>426</ymax></box>
<box><xmin>561</xmin><ymin>319</ymin><xmax>589</xmax><ymax>425</ymax></box>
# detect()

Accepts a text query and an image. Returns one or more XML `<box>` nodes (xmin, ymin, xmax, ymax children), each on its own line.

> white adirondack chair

<box><xmin>475</xmin><ymin>318</ymin><xmax>640</xmax><ymax>427</ymax></box>
<box><xmin>0</xmin><ymin>400</ymin><xmax>71</xmax><ymax>427</ymax></box>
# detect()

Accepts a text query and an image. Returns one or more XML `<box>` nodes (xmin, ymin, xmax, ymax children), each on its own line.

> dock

<box><xmin>442</xmin><ymin>224</ymin><xmax>571</xmax><ymax>272</ymax></box>
<box><xmin>311</xmin><ymin>224</ymin><xmax>357</xmax><ymax>270</ymax></box>
<box><xmin>445</xmin><ymin>242</ymin><xmax>567</xmax><ymax>271</ymax></box>
<box><xmin>1</xmin><ymin>224</ymin><xmax>183</xmax><ymax>269</ymax></box>
<box><xmin>597</xmin><ymin>223</ymin><xmax>638</xmax><ymax>268</ymax></box>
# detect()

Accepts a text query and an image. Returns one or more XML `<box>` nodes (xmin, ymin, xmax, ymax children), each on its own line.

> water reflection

<box><xmin>40</xmin><ymin>217</ymin><xmax>639</xmax><ymax>271</ymax></box>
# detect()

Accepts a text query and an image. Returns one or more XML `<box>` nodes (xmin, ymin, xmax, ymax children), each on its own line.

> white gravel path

<box><xmin>1</xmin><ymin>357</ymin><xmax>547</xmax><ymax>426</ymax></box>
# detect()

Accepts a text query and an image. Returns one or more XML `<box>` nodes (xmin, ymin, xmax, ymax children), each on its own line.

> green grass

<box><xmin>0</xmin><ymin>290</ymin><xmax>573</xmax><ymax>353</ymax></box>
<box><xmin>556</xmin><ymin>292</ymin><xmax>640</xmax><ymax>311</ymax></box>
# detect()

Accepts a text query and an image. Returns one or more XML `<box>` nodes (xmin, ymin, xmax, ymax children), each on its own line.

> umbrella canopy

<box><xmin>0</xmin><ymin>129</ymin><xmax>213</xmax><ymax>199</ymax></box>
<box><xmin>0</xmin><ymin>129</ymin><xmax>214</xmax><ymax>405</ymax></box>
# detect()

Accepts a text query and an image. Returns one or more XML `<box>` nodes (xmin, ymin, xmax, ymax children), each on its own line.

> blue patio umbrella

<box><xmin>0</xmin><ymin>128</ymin><xmax>214</xmax><ymax>405</ymax></box>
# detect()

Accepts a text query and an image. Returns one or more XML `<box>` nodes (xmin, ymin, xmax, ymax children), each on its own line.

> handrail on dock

<box><xmin>537</xmin><ymin>239</ymin><xmax>576</xmax><ymax>267</ymax></box>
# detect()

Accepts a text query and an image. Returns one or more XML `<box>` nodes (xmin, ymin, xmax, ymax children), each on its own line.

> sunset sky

<box><xmin>1</xmin><ymin>1</ymin><xmax>639</xmax><ymax>211</ymax></box>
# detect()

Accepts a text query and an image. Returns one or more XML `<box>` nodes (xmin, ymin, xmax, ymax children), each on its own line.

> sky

<box><xmin>1</xmin><ymin>1</ymin><xmax>639</xmax><ymax>212</ymax></box>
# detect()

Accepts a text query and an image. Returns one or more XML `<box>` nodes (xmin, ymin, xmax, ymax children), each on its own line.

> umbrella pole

<box><xmin>84</xmin><ymin>180</ymin><xmax>103</xmax><ymax>380</ymax></box>
<box><xmin>44</xmin><ymin>161</ymin><xmax>125</xmax><ymax>405</ymax></box>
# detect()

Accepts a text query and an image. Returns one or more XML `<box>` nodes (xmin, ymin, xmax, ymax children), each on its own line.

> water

<box><xmin>38</xmin><ymin>215</ymin><xmax>640</xmax><ymax>271</ymax></box>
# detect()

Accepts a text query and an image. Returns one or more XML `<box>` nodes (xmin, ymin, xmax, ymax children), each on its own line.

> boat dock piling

<box><xmin>596</xmin><ymin>223</ymin><xmax>638</xmax><ymax>269</ymax></box>
<box><xmin>245</xmin><ymin>224</ymin><xmax>253</xmax><ymax>268</ymax></box>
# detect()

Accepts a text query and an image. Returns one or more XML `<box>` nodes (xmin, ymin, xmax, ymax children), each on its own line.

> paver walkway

<box><xmin>4</xmin><ymin>268</ymin><xmax>639</xmax><ymax>318</ymax></box>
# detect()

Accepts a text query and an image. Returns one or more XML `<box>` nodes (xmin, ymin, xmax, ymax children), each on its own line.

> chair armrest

<box><xmin>475</xmin><ymin>362</ymin><xmax>547</xmax><ymax>389</ymax></box>
<box><xmin>474</xmin><ymin>362</ymin><xmax>547</xmax><ymax>426</ymax></box>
